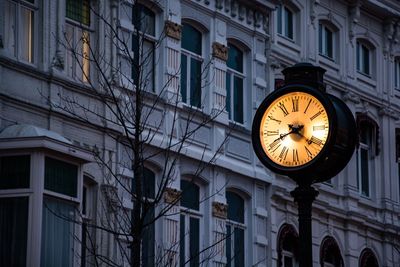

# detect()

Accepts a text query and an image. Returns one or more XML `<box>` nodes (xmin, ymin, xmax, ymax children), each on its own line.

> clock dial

<box><xmin>259</xmin><ymin>91</ymin><xmax>330</xmax><ymax>167</ymax></box>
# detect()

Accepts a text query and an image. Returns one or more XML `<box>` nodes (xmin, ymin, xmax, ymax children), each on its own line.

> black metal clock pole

<box><xmin>290</xmin><ymin>184</ymin><xmax>319</xmax><ymax>267</ymax></box>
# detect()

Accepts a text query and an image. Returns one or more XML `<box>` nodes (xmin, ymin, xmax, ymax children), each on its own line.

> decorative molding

<box><xmin>164</xmin><ymin>187</ymin><xmax>181</xmax><ymax>204</ymax></box>
<box><xmin>342</xmin><ymin>90</ymin><xmax>361</xmax><ymax>104</ymax></box>
<box><xmin>52</xmin><ymin>49</ymin><xmax>64</xmax><ymax>69</ymax></box>
<box><xmin>212</xmin><ymin>42</ymin><xmax>228</xmax><ymax>61</ymax></box>
<box><xmin>212</xmin><ymin>201</ymin><xmax>228</xmax><ymax>219</ymax></box>
<box><xmin>164</xmin><ymin>20</ymin><xmax>182</xmax><ymax>40</ymax></box>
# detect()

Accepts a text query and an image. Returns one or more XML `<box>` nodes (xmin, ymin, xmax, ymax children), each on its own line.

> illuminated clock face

<box><xmin>259</xmin><ymin>91</ymin><xmax>330</xmax><ymax>167</ymax></box>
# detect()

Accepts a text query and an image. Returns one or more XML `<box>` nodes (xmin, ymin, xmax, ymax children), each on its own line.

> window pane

<box><xmin>0</xmin><ymin>197</ymin><xmax>29</xmax><ymax>267</ymax></box>
<box><xmin>4</xmin><ymin>1</ymin><xmax>16</xmax><ymax>57</ymax></box>
<box><xmin>226</xmin><ymin>191</ymin><xmax>244</xmax><ymax>223</ymax></box>
<box><xmin>182</xmin><ymin>24</ymin><xmax>202</xmax><ymax>55</ymax></box>
<box><xmin>234</xmin><ymin>227</ymin><xmax>244</xmax><ymax>267</ymax></box>
<box><xmin>227</xmin><ymin>44</ymin><xmax>243</xmax><ymax>72</ymax></box>
<box><xmin>362</xmin><ymin>45</ymin><xmax>370</xmax><ymax>75</ymax></box>
<box><xmin>41</xmin><ymin>198</ymin><xmax>75</xmax><ymax>267</ymax></box>
<box><xmin>356</xmin><ymin>43</ymin><xmax>360</xmax><ymax>71</ymax></box>
<box><xmin>395</xmin><ymin>61</ymin><xmax>399</xmax><ymax>88</ymax></box>
<box><xmin>326</xmin><ymin>28</ymin><xmax>333</xmax><ymax>58</ymax></box>
<box><xmin>190</xmin><ymin>58</ymin><xmax>202</xmax><ymax>108</ymax></box>
<box><xmin>181</xmin><ymin>180</ymin><xmax>199</xmax><ymax>210</ymax></box>
<box><xmin>189</xmin><ymin>217</ymin><xmax>200</xmax><ymax>267</ymax></box>
<box><xmin>181</xmin><ymin>54</ymin><xmax>187</xmax><ymax>103</ymax></box>
<box><xmin>0</xmin><ymin>155</ymin><xmax>30</xmax><ymax>189</ymax></box>
<box><xmin>142</xmin><ymin>206</ymin><xmax>155</xmax><ymax>267</ymax></box>
<box><xmin>132</xmin><ymin>167</ymin><xmax>155</xmax><ymax>199</ymax></box>
<box><xmin>285</xmin><ymin>7</ymin><xmax>293</xmax><ymax>39</ymax></box>
<box><xmin>180</xmin><ymin>215</ymin><xmax>185</xmax><ymax>267</ymax></box>
<box><xmin>133</xmin><ymin>4</ymin><xmax>155</xmax><ymax>36</ymax></box>
<box><xmin>45</xmin><ymin>157</ymin><xmax>78</xmax><ymax>197</ymax></box>
<box><xmin>233</xmin><ymin>76</ymin><xmax>243</xmax><ymax>123</ymax></box>
<box><xmin>226</xmin><ymin>224</ymin><xmax>232</xmax><ymax>267</ymax></box>
<box><xmin>318</xmin><ymin>24</ymin><xmax>322</xmax><ymax>55</ymax></box>
<box><xmin>143</xmin><ymin>40</ymin><xmax>155</xmax><ymax>91</ymax></box>
<box><xmin>66</xmin><ymin>0</ymin><xmax>90</xmax><ymax>25</ymax></box>
<box><xmin>82</xmin><ymin>31</ymin><xmax>90</xmax><ymax>82</ymax></box>
<box><xmin>20</xmin><ymin>7</ymin><xmax>34</xmax><ymax>63</ymax></box>
<box><xmin>277</xmin><ymin>5</ymin><xmax>282</xmax><ymax>34</ymax></box>
<box><xmin>226</xmin><ymin>72</ymin><xmax>231</xmax><ymax>118</ymax></box>
<box><xmin>361</xmin><ymin>148</ymin><xmax>369</xmax><ymax>196</ymax></box>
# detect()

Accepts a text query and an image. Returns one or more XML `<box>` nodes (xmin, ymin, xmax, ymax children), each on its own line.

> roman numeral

<box><xmin>305</xmin><ymin>146</ymin><xmax>313</xmax><ymax>158</ymax></box>
<box><xmin>304</xmin><ymin>99</ymin><xmax>312</xmax><ymax>114</ymax></box>
<box><xmin>293</xmin><ymin>149</ymin><xmax>299</xmax><ymax>162</ymax></box>
<box><xmin>268</xmin><ymin>115</ymin><xmax>281</xmax><ymax>124</ymax></box>
<box><xmin>310</xmin><ymin>111</ymin><xmax>322</xmax><ymax>121</ymax></box>
<box><xmin>313</xmin><ymin>125</ymin><xmax>326</xmax><ymax>131</ymax></box>
<box><xmin>279</xmin><ymin>146</ymin><xmax>289</xmax><ymax>160</ymax></box>
<box><xmin>269</xmin><ymin>139</ymin><xmax>281</xmax><ymax>151</ymax></box>
<box><xmin>266</xmin><ymin>130</ymin><xmax>279</xmax><ymax>136</ymax></box>
<box><xmin>292</xmin><ymin>97</ymin><xmax>299</xmax><ymax>112</ymax></box>
<box><xmin>278</xmin><ymin>102</ymin><xmax>289</xmax><ymax>117</ymax></box>
<box><xmin>309</xmin><ymin>136</ymin><xmax>323</xmax><ymax>146</ymax></box>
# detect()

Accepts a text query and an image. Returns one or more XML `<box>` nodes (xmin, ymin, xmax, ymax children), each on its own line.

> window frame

<box><xmin>356</xmin><ymin>41</ymin><xmax>372</xmax><ymax>77</ymax></box>
<box><xmin>226</xmin><ymin>190</ymin><xmax>246</xmax><ymax>267</ymax></box>
<box><xmin>277</xmin><ymin>4</ymin><xmax>295</xmax><ymax>40</ymax></box>
<box><xmin>3</xmin><ymin>0</ymin><xmax>38</xmax><ymax>64</ymax></box>
<box><xmin>179</xmin><ymin>179</ymin><xmax>203</xmax><ymax>267</ymax></box>
<box><xmin>180</xmin><ymin>23</ymin><xmax>204</xmax><ymax>109</ymax></box>
<box><xmin>132</xmin><ymin>3</ymin><xmax>157</xmax><ymax>92</ymax></box>
<box><xmin>226</xmin><ymin>43</ymin><xmax>246</xmax><ymax>124</ymax></box>
<box><xmin>65</xmin><ymin>0</ymin><xmax>93</xmax><ymax>83</ymax></box>
<box><xmin>318</xmin><ymin>23</ymin><xmax>335</xmax><ymax>60</ymax></box>
<box><xmin>394</xmin><ymin>58</ymin><xmax>400</xmax><ymax>90</ymax></box>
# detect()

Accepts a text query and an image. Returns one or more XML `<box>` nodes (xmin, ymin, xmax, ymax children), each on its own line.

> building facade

<box><xmin>0</xmin><ymin>0</ymin><xmax>399</xmax><ymax>267</ymax></box>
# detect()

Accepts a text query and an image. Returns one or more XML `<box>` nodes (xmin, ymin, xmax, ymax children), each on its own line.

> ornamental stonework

<box><xmin>212</xmin><ymin>201</ymin><xmax>228</xmax><ymax>219</ymax></box>
<box><xmin>212</xmin><ymin>42</ymin><xmax>228</xmax><ymax>61</ymax></box>
<box><xmin>164</xmin><ymin>187</ymin><xmax>181</xmax><ymax>204</ymax></box>
<box><xmin>164</xmin><ymin>20</ymin><xmax>182</xmax><ymax>40</ymax></box>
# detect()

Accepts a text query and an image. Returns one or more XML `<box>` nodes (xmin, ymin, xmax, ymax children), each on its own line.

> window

<box><xmin>395</xmin><ymin>58</ymin><xmax>400</xmax><ymax>90</ymax></box>
<box><xmin>359</xmin><ymin>248</ymin><xmax>379</xmax><ymax>267</ymax></box>
<box><xmin>181</xmin><ymin>24</ymin><xmax>203</xmax><ymax>108</ymax></box>
<box><xmin>396</xmin><ymin>129</ymin><xmax>400</xmax><ymax>202</ymax></box>
<box><xmin>65</xmin><ymin>0</ymin><xmax>91</xmax><ymax>82</ymax></box>
<box><xmin>356</xmin><ymin>41</ymin><xmax>371</xmax><ymax>76</ymax></box>
<box><xmin>132</xmin><ymin>4</ymin><xmax>156</xmax><ymax>91</ymax></box>
<box><xmin>226</xmin><ymin>191</ymin><xmax>245</xmax><ymax>267</ymax></box>
<box><xmin>277</xmin><ymin>5</ymin><xmax>294</xmax><ymax>40</ymax></box>
<box><xmin>319</xmin><ymin>24</ymin><xmax>334</xmax><ymax>59</ymax></box>
<box><xmin>81</xmin><ymin>176</ymin><xmax>97</xmax><ymax>267</ymax></box>
<box><xmin>0</xmin><ymin>155</ymin><xmax>31</xmax><ymax>266</ymax></box>
<box><xmin>277</xmin><ymin>224</ymin><xmax>299</xmax><ymax>267</ymax></box>
<box><xmin>180</xmin><ymin>180</ymin><xmax>201</xmax><ymax>267</ymax></box>
<box><xmin>41</xmin><ymin>157</ymin><xmax>79</xmax><ymax>267</ymax></box>
<box><xmin>4</xmin><ymin>0</ymin><xmax>36</xmax><ymax>63</ymax></box>
<box><xmin>320</xmin><ymin>237</ymin><xmax>343</xmax><ymax>267</ymax></box>
<box><xmin>226</xmin><ymin>43</ymin><xmax>244</xmax><ymax>124</ymax></box>
<box><xmin>356</xmin><ymin>115</ymin><xmax>378</xmax><ymax>198</ymax></box>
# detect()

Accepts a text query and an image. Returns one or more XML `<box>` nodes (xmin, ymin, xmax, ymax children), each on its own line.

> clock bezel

<box><xmin>252</xmin><ymin>85</ymin><xmax>338</xmax><ymax>179</ymax></box>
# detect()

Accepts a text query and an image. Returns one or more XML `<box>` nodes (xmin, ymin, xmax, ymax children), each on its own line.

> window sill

<box><xmin>318</xmin><ymin>55</ymin><xmax>339</xmax><ymax>72</ymax></box>
<box><xmin>275</xmin><ymin>35</ymin><xmax>300</xmax><ymax>55</ymax></box>
<box><xmin>356</xmin><ymin>71</ymin><xmax>376</xmax><ymax>89</ymax></box>
<box><xmin>228</xmin><ymin>121</ymin><xmax>250</xmax><ymax>135</ymax></box>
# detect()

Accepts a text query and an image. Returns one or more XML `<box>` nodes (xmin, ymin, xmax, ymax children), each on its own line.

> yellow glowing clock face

<box><xmin>259</xmin><ymin>91</ymin><xmax>330</xmax><ymax>167</ymax></box>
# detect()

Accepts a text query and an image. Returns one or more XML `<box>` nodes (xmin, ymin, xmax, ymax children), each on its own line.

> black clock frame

<box><xmin>252</xmin><ymin>84</ymin><xmax>356</xmax><ymax>185</ymax></box>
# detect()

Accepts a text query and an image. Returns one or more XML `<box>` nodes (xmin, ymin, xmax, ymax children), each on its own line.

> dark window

<box><xmin>320</xmin><ymin>236</ymin><xmax>343</xmax><ymax>267</ymax></box>
<box><xmin>319</xmin><ymin>24</ymin><xmax>334</xmax><ymax>59</ymax></box>
<box><xmin>45</xmin><ymin>157</ymin><xmax>78</xmax><ymax>197</ymax></box>
<box><xmin>182</xmin><ymin>24</ymin><xmax>202</xmax><ymax>55</ymax></box>
<box><xmin>66</xmin><ymin>0</ymin><xmax>90</xmax><ymax>25</ymax></box>
<box><xmin>181</xmin><ymin>180</ymin><xmax>200</xmax><ymax>210</ymax></box>
<box><xmin>357</xmin><ymin>42</ymin><xmax>371</xmax><ymax>75</ymax></box>
<box><xmin>277</xmin><ymin>5</ymin><xmax>294</xmax><ymax>39</ymax></box>
<box><xmin>0</xmin><ymin>155</ymin><xmax>30</xmax><ymax>189</ymax></box>
<box><xmin>0</xmin><ymin>197</ymin><xmax>29</xmax><ymax>267</ymax></box>
<box><xmin>226</xmin><ymin>191</ymin><xmax>245</xmax><ymax>267</ymax></box>
<box><xmin>226</xmin><ymin>44</ymin><xmax>244</xmax><ymax>123</ymax></box>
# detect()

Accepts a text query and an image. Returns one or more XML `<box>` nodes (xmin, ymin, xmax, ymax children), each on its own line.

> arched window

<box><xmin>320</xmin><ymin>236</ymin><xmax>343</xmax><ymax>267</ymax></box>
<box><xmin>133</xmin><ymin>4</ymin><xmax>156</xmax><ymax>91</ymax></box>
<box><xmin>359</xmin><ymin>248</ymin><xmax>379</xmax><ymax>267</ymax></box>
<box><xmin>226</xmin><ymin>191</ymin><xmax>245</xmax><ymax>267</ymax></box>
<box><xmin>180</xmin><ymin>180</ymin><xmax>201</xmax><ymax>267</ymax></box>
<box><xmin>226</xmin><ymin>43</ymin><xmax>244</xmax><ymax>124</ymax></box>
<box><xmin>356</xmin><ymin>113</ymin><xmax>379</xmax><ymax>197</ymax></box>
<box><xmin>277</xmin><ymin>224</ymin><xmax>299</xmax><ymax>267</ymax></box>
<box><xmin>181</xmin><ymin>23</ymin><xmax>203</xmax><ymax>108</ymax></box>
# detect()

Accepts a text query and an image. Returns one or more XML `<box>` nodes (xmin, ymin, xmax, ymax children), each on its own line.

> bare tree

<box><xmin>48</xmin><ymin>1</ymin><xmax>232</xmax><ymax>266</ymax></box>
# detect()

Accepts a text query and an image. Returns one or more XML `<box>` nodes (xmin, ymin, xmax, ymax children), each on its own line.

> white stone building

<box><xmin>0</xmin><ymin>0</ymin><xmax>399</xmax><ymax>267</ymax></box>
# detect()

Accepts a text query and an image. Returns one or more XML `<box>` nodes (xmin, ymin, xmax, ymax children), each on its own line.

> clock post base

<box><xmin>290</xmin><ymin>185</ymin><xmax>319</xmax><ymax>267</ymax></box>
